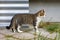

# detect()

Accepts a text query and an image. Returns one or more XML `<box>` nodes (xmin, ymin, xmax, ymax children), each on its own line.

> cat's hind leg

<box><xmin>17</xmin><ymin>24</ymin><xmax>23</xmax><ymax>32</ymax></box>
<box><xmin>11</xmin><ymin>24</ymin><xmax>16</xmax><ymax>32</ymax></box>
<box><xmin>12</xmin><ymin>28</ymin><xmax>16</xmax><ymax>32</ymax></box>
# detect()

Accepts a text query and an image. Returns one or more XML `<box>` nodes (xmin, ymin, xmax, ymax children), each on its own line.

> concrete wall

<box><xmin>29</xmin><ymin>2</ymin><xmax>60</xmax><ymax>22</ymax></box>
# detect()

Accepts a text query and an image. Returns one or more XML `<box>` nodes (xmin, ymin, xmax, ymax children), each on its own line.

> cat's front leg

<box><xmin>35</xmin><ymin>21</ymin><xmax>40</xmax><ymax>34</ymax></box>
<box><xmin>35</xmin><ymin>18</ymin><xmax>41</xmax><ymax>34</ymax></box>
<box><xmin>17</xmin><ymin>24</ymin><xmax>23</xmax><ymax>33</ymax></box>
<box><xmin>35</xmin><ymin>25</ymin><xmax>39</xmax><ymax>34</ymax></box>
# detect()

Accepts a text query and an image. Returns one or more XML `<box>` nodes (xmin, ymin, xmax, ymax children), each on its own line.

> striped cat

<box><xmin>6</xmin><ymin>9</ymin><xmax>45</xmax><ymax>33</ymax></box>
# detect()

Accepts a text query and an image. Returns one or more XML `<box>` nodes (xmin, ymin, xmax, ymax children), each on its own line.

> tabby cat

<box><xmin>6</xmin><ymin>9</ymin><xmax>45</xmax><ymax>33</ymax></box>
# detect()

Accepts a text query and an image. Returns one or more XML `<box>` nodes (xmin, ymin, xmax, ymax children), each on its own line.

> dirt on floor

<box><xmin>0</xmin><ymin>27</ymin><xmax>57</xmax><ymax>40</ymax></box>
<box><xmin>0</xmin><ymin>27</ymin><xmax>37</xmax><ymax>40</ymax></box>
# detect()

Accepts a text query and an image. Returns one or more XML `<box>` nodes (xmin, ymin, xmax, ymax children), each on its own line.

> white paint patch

<box><xmin>0</xmin><ymin>10</ymin><xmax>29</xmax><ymax>13</ymax></box>
<box><xmin>0</xmin><ymin>0</ymin><xmax>28</xmax><ymax>1</ymax></box>
<box><xmin>0</xmin><ymin>4</ymin><xmax>29</xmax><ymax>7</ymax></box>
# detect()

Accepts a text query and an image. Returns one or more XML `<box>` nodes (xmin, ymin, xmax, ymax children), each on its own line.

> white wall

<box><xmin>30</xmin><ymin>2</ymin><xmax>60</xmax><ymax>22</ymax></box>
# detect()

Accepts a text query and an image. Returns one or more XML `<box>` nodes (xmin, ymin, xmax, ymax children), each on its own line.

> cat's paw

<box><xmin>14</xmin><ymin>31</ymin><xmax>16</xmax><ymax>32</ymax></box>
<box><xmin>35</xmin><ymin>30</ymin><xmax>39</xmax><ymax>35</ymax></box>
<box><xmin>12</xmin><ymin>30</ymin><xmax>16</xmax><ymax>33</ymax></box>
<box><xmin>12</xmin><ymin>29</ymin><xmax>16</xmax><ymax>32</ymax></box>
<box><xmin>18</xmin><ymin>30</ymin><xmax>23</xmax><ymax>33</ymax></box>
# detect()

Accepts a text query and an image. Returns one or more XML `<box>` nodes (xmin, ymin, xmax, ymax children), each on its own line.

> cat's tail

<box><xmin>6</xmin><ymin>26</ymin><xmax>10</xmax><ymax>29</ymax></box>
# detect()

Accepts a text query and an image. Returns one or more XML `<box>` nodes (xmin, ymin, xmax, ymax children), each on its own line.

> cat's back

<box><xmin>13</xmin><ymin>14</ymin><xmax>36</xmax><ymax>24</ymax></box>
<box><xmin>14</xmin><ymin>14</ymin><xmax>36</xmax><ymax>18</ymax></box>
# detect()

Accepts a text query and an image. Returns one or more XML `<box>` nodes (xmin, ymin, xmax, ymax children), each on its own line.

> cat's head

<box><xmin>36</xmin><ymin>9</ymin><xmax>45</xmax><ymax>17</ymax></box>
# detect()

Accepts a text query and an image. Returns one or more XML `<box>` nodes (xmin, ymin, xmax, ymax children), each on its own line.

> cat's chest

<box><xmin>36</xmin><ymin>17</ymin><xmax>42</xmax><ymax>24</ymax></box>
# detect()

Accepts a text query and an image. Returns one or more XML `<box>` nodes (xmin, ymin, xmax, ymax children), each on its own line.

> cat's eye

<box><xmin>40</xmin><ymin>13</ymin><xmax>44</xmax><ymax>16</ymax></box>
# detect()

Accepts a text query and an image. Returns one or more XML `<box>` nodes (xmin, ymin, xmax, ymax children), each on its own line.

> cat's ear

<box><xmin>40</xmin><ymin>9</ymin><xmax>45</xmax><ymax>16</ymax></box>
<box><xmin>38</xmin><ymin>9</ymin><xmax>45</xmax><ymax>16</ymax></box>
<box><xmin>40</xmin><ymin>9</ymin><xmax>45</xmax><ymax>14</ymax></box>
<box><xmin>41</xmin><ymin>9</ymin><xmax>46</xmax><ymax>17</ymax></box>
<box><xmin>36</xmin><ymin>9</ymin><xmax>45</xmax><ymax>16</ymax></box>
